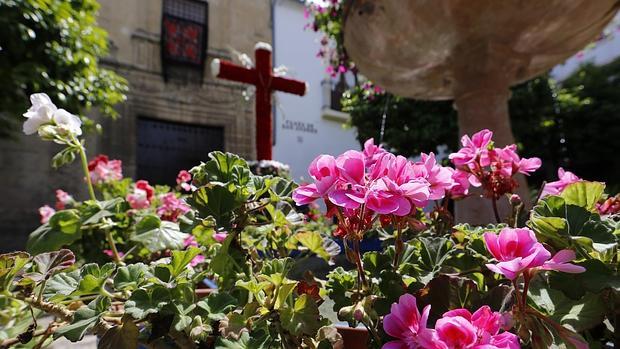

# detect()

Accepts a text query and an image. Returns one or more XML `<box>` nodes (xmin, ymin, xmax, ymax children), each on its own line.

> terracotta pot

<box><xmin>336</xmin><ymin>326</ymin><xmax>369</xmax><ymax>349</ymax></box>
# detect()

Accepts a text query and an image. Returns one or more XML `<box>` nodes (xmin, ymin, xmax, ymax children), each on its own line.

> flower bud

<box><xmin>510</xmin><ymin>194</ymin><xmax>522</xmax><ymax>205</ymax></box>
<box><xmin>37</xmin><ymin>125</ymin><xmax>57</xmax><ymax>141</ymax></box>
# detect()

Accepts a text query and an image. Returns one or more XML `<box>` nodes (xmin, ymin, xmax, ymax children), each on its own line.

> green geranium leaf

<box><xmin>560</xmin><ymin>181</ymin><xmax>605</xmax><ymax>211</ymax></box>
<box><xmin>188</xmin><ymin>184</ymin><xmax>246</xmax><ymax>227</ymax></box>
<box><xmin>295</xmin><ymin>231</ymin><xmax>331</xmax><ymax>260</ymax></box>
<box><xmin>0</xmin><ymin>252</ymin><xmax>30</xmax><ymax>293</ymax></box>
<box><xmin>25</xmin><ymin>249</ymin><xmax>75</xmax><ymax>282</ymax></box>
<box><xmin>27</xmin><ymin>210</ymin><xmax>82</xmax><ymax>254</ymax></box>
<box><xmin>529</xmin><ymin>194</ymin><xmax>617</xmax><ymax>253</ymax></box>
<box><xmin>113</xmin><ymin>263</ymin><xmax>148</xmax><ymax>291</ymax></box>
<box><xmin>326</xmin><ymin>267</ymin><xmax>356</xmax><ymax>313</ymax></box>
<box><xmin>215</xmin><ymin>331</ymin><xmax>252</xmax><ymax>349</ymax></box>
<box><xmin>54</xmin><ymin>295</ymin><xmax>110</xmax><ymax>342</ymax></box>
<box><xmin>549</xmin><ymin>259</ymin><xmax>620</xmax><ymax>299</ymax></box>
<box><xmin>124</xmin><ymin>287</ymin><xmax>171</xmax><ymax>319</ymax></box>
<box><xmin>416</xmin><ymin>275</ymin><xmax>481</xmax><ymax>323</ymax></box>
<box><xmin>528</xmin><ymin>281</ymin><xmax>607</xmax><ymax>333</ymax></box>
<box><xmin>169</xmin><ymin>247</ymin><xmax>202</xmax><ymax>278</ymax></box>
<box><xmin>98</xmin><ymin>315</ymin><xmax>139</xmax><ymax>349</ymax></box>
<box><xmin>280</xmin><ymin>294</ymin><xmax>321</xmax><ymax>336</ymax></box>
<box><xmin>131</xmin><ymin>215</ymin><xmax>188</xmax><ymax>252</ymax></box>
<box><xmin>81</xmin><ymin>198</ymin><xmax>123</xmax><ymax>225</ymax></box>
<box><xmin>196</xmin><ymin>292</ymin><xmax>237</xmax><ymax>321</ymax></box>
<box><xmin>72</xmin><ymin>263</ymin><xmax>116</xmax><ymax>296</ymax></box>
<box><xmin>44</xmin><ymin>269</ymin><xmax>80</xmax><ymax>299</ymax></box>
<box><xmin>190</xmin><ymin>151</ymin><xmax>250</xmax><ymax>186</ymax></box>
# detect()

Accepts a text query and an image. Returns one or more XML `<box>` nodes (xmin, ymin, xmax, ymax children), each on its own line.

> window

<box><xmin>161</xmin><ymin>0</ymin><xmax>209</xmax><ymax>81</ymax></box>
<box><xmin>321</xmin><ymin>73</ymin><xmax>351</xmax><ymax>122</ymax></box>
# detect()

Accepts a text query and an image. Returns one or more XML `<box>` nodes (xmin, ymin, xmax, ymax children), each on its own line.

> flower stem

<box><xmin>72</xmin><ymin>136</ymin><xmax>96</xmax><ymax>201</ymax></box>
<box><xmin>491</xmin><ymin>197</ymin><xmax>501</xmax><ymax>223</ymax></box>
<box><xmin>105</xmin><ymin>229</ymin><xmax>123</xmax><ymax>265</ymax></box>
<box><xmin>393</xmin><ymin>219</ymin><xmax>403</xmax><ymax>270</ymax></box>
<box><xmin>353</xmin><ymin>239</ymin><xmax>368</xmax><ymax>290</ymax></box>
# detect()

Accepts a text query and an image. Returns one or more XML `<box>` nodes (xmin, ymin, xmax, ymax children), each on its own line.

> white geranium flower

<box><xmin>53</xmin><ymin>109</ymin><xmax>82</xmax><ymax>136</ymax></box>
<box><xmin>23</xmin><ymin>93</ymin><xmax>57</xmax><ymax>135</ymax></box>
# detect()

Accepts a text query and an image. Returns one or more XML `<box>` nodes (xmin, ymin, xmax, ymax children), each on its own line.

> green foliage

<box><xmin>529</xmin><ymin>182</ymin><xmax>617</xmax><ymax>255</ymax></box>
<box><xmin>0</xmin><ymin>0</ymin><xmax>128</xmax><ymax>137</ymax></box>
<box><xmin>343</xmin><ymin>66</ymin><xmax>620</xmax><ymax>189</ymax></box>
<box><xmin>342</xmin><ymin>86</ymin><xmax>458</xmax><ymax>157</ymax></box>
<box><xmin>131</xmin><ymin>215</ymin><xmax>188</xmax><ymax>252</ymax></box>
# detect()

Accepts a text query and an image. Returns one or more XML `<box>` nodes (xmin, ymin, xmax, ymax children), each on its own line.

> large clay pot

<box><xmin>336</xmin><ymin>326</ymin><xmax>369</xmax><ymax>349</ymax></box>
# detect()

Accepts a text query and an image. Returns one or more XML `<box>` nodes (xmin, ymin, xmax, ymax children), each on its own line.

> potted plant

<box><xmin>0</xmin><ymin>94</ymin><xmax>618</xmax><ymax>348</ymax></box>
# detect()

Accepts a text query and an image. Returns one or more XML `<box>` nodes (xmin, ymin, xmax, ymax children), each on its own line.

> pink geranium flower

<box><xmin>126</xmin><ymin>180</ymin><xmax>155</xmax><ymax>210</ymax></box>
<box><xmin>449</xmin><ymin>129</ymin><xmax>540</xmax><ymax>199</ymax></box>
<box><xmin>449</xmin><ymin>129</ymin><xmax>493</xmax><ymax>168</ymax></box>
<box><xmin>483</xmin><ymin>227</ymin><xmax>585</xmax><ymax>280</ymax></box>
<box><xmin>39</xmin><ymin>205</ymin><xmax>55</xmax><ymax>224</ymax></box>
<box><xmin>88</xmin><ymin>155</ymin><xmax>123</xmax><ymax>184</ymax></box>
<box><xmin>413</xmin><ymin>153</ymin><xmax>455</xmax><ymax>201</ymax></box>
<box><xmin>213</xmin><ymin>231</ymin><xmax>228</xmax><ymax>243</ymax></box>
<box><xmin>156</xmin><ymin>193</ymin><xmax>190</xmax><ymax>222</ymax></box>
<box><xmin>383</xmin><ymin>296</ymin><xmax>519</xmax><ymax>349</ymax></box>
<box><xmin>183</xmin><ymin>236</ymin><xmax>205</xmax><ymax>267</ymax></box>
<box><xmin>541</xmin><ymin>168</ymin><xmax>582</xmax><ymax>198</ymax></box>
<box><xmin>176</xmin><ymin>170</ymin><xmax>195</xmax><ymax>192</ymax></box>
<box><xmin>55</xmin><ymin>189</ymin><xmax>74</xmax><ymax>210</ymax></box>
<box><xmin>382</xmin><ymin>294</ymin><xmax>435</xmax><ymax>349</ymax></box>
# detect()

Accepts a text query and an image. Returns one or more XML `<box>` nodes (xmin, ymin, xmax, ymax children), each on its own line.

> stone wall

<box><xmin>0</xmin><ymin>0</ymin><xmax>271</xmax><ymax>251</ymax></box>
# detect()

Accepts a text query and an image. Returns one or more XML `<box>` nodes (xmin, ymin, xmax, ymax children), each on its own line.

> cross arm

<box><xmin>271</xmin><ymin>76</ymin><xmax>307</xmax><ymax>96</ymax></box>
<box><xmin>211</xmin><ymin>59</ymin><xmax>257</xmax><ymax>85</ymax></box>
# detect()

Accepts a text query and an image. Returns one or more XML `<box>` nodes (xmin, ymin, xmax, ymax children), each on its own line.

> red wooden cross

<box><xmin>211</xmin><ymin>42</ymin><xmax>307</xmax><ymax>160</ymax></box>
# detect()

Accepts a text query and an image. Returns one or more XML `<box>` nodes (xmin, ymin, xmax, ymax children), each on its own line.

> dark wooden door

<box><xmin>137</xmin><ymin>117</ymin><xmax>224</xmax><ymax>185</ymax></box>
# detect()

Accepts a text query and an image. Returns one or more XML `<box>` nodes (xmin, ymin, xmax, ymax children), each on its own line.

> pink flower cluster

<box><xmin>156</xmin><ymin>193</ymin><xmax>190</xmax><ymax>222</ymax></box>
<box><xmin>293</xmin><ymin>140</ymin><xmax>460</xmax><ymax>224</ymax></box>
<box><xmin>39</xmin><ymin>205</ymin><xmax>55</xmax><ymax>224</ymax></box>
<box><xmin>383</xmin><ymin>294</ymin><xmax>519</xmax><ymax>349</ymax></box>
<box><xmin>183</xmin><ymin>236</ymin><xmax>206</xmax><ymax>267</ymax></box>
<box><xmin>55</xmin><ymin>189</ymin><xmax>73</xmax><ymax>210</ymax></box>
<box><xmin>449</xmin><ymin>130</ymin><xmax>541</xmax><ymax>199</ymax></box>
<box><xmin>483</xmin><ymin>227</ymin><xmax>585</xmax><ymax>280</ymax></box>
<box><xmin>597</xmin><ymin>194</ymin><xmax>620</xmax><ymax>216</ymax></box>
<box><xmin>540</xmin><ymin>168</ymin><xmax>581</xmax><ymax>198</ymax></box>
<box><xmin>126</xmin><ymin>180</ymin><xmax>154</xmax><ymax>210</ymax></box>
<box><xmin>176</xmin><ymin>170</ymin><xmax>195</xmax><ymax>192</ymax></box>
<box><xmin>88</xmin><ymin>155</ymin><xmax>123</xmax><ymax>184</ymax></box>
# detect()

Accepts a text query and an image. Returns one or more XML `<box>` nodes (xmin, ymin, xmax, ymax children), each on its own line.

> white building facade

<box><xmin>272</xmin><ymin>0</ymin><xmax>359</xmax><ymax>181</ymax></box>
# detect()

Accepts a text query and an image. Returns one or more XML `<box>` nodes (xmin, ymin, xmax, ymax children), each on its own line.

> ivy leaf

<box><xmin>131</xmin><ymin>215</ymin><xmax>188</xmax><ymax>252</ymax></box>
<box><xmin>27</xmin><ymin>210</ymin><xmax>82</xmax><ymax>254</ymax></box>
<box><xmin>113</xmin><ymin>263</ymin><xmax>148</xmax><ymax>291</ymax></box>
<box><xmin>280</xmin><ymin>294</ymin><xmax>321</xmax><ymax>336</ymax></box>
<box><xmin>0</xmin><ymin>252</ymin><xmax>30</xmax><ymax>293</ymax></box>
<box><xmin>196</xmin><ymin>292</ymin><xmax>237</xmax><ymax>321</ymax></box>
<box><xmin>54</xmin><ymin>295</ymin><xmax>110</xmax><ymax>342</ymax></box>
<box><xmin>24</xmin><ymin>249</ymin><xmax>75</xmax><ymax>282</ymax></box>
<box><xmin>98</xmin><ymin>315</ymin><xmax>139</xmax><ymax>349</ymax></box>
<box><xmin>124</xmin><ymin>287</ymin><xmax>171</xmax><ymax>319</ymax></box>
